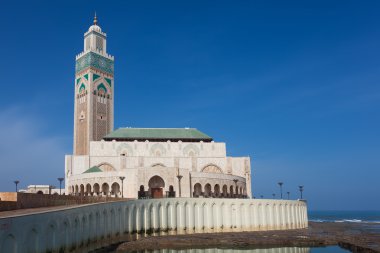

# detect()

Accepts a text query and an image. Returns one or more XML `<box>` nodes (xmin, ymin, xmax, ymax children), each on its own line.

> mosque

<box><xmin>65</xmin><ymin>16</ymin><xmax>252</xmax><ymax>199</ymax></box>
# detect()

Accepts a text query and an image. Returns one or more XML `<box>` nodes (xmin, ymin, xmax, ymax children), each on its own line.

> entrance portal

<box><xmin>148</xmin><ymin>175</ymin><xmax>165</xmax><ymax>199</ymax></box>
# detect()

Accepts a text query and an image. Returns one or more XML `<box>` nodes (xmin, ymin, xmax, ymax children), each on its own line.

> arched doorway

<box><xmin>148</xmin><ymin>176</ymin><xmax>165</xmax><ymax>198</ymax></box>
<box><xmin>214</xmin><ymin>184</ymin><xmax>220</xmax><ymax>197</ymax></box>
<box><xmin>193</xmin><ymin>183</ymin><xmax>202</xmax><ymax>197</ymax></box>
<box><xmin>111</xmin><ymin>182</ymin><xmax>120</xmax><ymax>197</ymax></box>
<box><xmin>204</xmin><ymin>184</ymin><xmax>212</xmax><ymax>197</ymax></box>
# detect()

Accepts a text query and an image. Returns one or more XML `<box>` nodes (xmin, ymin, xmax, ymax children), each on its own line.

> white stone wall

<box><xmin>90</xmin><ymin>141</ymin><xmax>227</xmax><ymax>158</ymax></box>
<box><xmin>66</xmin><ymin>140</ymin><xmax>252</xmax><ymax>198</ymax></box>
<box><xmin>0</xmin><ymin>198</ymin><xmax>308</xmax><ymax>253</ymax></box>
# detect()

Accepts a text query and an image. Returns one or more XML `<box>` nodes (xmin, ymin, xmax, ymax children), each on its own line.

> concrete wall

<box><xmin>0</xmin><ymin>198</ymin><xmax>308</xmax><ymax>253</ymax></box>
<box><xmin>0</xmin><ymin>192</ymin><xmax>123</xmax><ymax>211</ymax></box>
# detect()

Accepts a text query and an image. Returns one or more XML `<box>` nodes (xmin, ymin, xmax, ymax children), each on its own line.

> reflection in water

<box><xmin>122</xmin><ymin>248</ymin><xmax>311</xmax><ymax>253</ymax></box>
<box><xmin>109</xmin><ymin>246</ymin><xmax>350</xmax><ymax>253</ymax></box>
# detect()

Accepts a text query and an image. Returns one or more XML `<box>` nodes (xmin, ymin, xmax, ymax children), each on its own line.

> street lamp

<box><xmin>278</xmin><ymin>182</ymin><xmax>283</xmax><ymax>199</ymax></box>
<box><xmin>119</xmin><ymin>176</ymin><xmax>125</xmax><ymax>198</ymax></box>
<box><xmin>272</xmin><ymin>193</ymin><xmax>276</xmax><ymax>199</ymax></box>
<box><xmin>176</xmin><ymin>175</ymin><xmax>183</xmax><ymax>197</ymax></box>
<box><xmin>14</xmin><ymin>180</ymin><xmax>19</xmax><ymax>192</ymax></box>
<box><xmin>287</xmin><ymin>191</ymin><xmax>290</xmax><ymax>200</ymax></box>
<box><xmin>299</xmin><ymin>185</ymin><xmax>304</xmax><ymax>199</ymax></box>
<box><xmin>57</xmin><ymin>178</ymin><xmax>64</xmax><ymax>195</ymax></box>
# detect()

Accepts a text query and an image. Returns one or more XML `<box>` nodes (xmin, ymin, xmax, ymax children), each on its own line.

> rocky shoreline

<box><xmin>114</xmin><ymin>222</ymin><xmax>380</xmax><ymax>252</ymax></box>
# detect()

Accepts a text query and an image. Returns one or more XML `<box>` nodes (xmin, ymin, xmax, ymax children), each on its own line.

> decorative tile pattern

<box><xmin>105</xmin><ymin>77</ymin><xmax>112</xmax><ymax>87</ymax></box>
<box><xmin>93</xmin><ymin>74</ymin><xmax>101</xmax><ymax>81</ymax></box>
<box><xmin>76</xmin><ymin>52</ymin><xmax>114</xmax><ymax>75</ymax></box>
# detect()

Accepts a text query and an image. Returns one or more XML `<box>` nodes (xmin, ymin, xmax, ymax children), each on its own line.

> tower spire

<box><xmin>93</xmin><ymin>12</ymin><xmax>98</xmax><ymax>25</ymax></box>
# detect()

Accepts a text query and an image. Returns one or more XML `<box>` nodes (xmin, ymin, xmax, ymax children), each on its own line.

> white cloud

<box><xmin>0</xmin><ymin>107</ymin><xmax>70</xmax><ymax>191</ymax></box>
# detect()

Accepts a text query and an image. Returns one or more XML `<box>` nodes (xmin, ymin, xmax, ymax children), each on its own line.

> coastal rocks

<box><xmin>116</xmin><ymin>222</ymin><xmax>380</xmax><ymax>252</ymax></box>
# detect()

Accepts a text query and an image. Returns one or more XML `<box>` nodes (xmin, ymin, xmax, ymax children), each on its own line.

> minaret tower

<box><xmin>73</xmin><ymin>14</ymin><xmax>114</xmax><ymax>155</ymax></box>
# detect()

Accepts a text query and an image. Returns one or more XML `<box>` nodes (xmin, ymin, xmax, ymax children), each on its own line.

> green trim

<box><xmin>93</xmin><ymin>74</ymin><xmax>101</xmax><ymax>81</ymax></box>
<box><xmin>104</xmin><ymin>128</ymin><xmax>213</xmax><ymax>141</ymax></box>
<box><xmin>79</xmin><ymin>83</ymin><xmax>86</xmax><ymax>92</ymax></box>
<box><xmin>75</xmin><ymin>52</ymin><xmax>114</xmax><ymax>75</ymax></box>
<box><xmin>83</xmin><ymin>166</ymin><xmax>102</xmax><ymax>173</ymax></box>
<box><xmin>76</xmin><ymin>78</ymin><xmax>81</xmax><ymax>85</ymax></box>
<box><xmin>105</xmin><ymin>78</ymin><xmax>112</xmax><ymax>87</ymax></box>
<box><xmin>97</xmin><ymin>83</ymin><xmax>107</xmax><ymax>93</ymax></box>
<box><xmin>84</xmin><ymin>74</ymin><xmax>89</xmax><ymax>80</ymax></box>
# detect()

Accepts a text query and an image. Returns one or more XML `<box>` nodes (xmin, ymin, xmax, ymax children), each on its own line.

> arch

<box><xmin>80</xmin><ymin>184</ymin><xmax>85</xmax><ymax>195</ymax></box>
<box><xmin>1</xmin><ymin>234</ymin><xmax>16</xmax><ymax>253</ymax></box>
<box><xmin>37</xmin><ymin>191</ymin><xmax>43</xmax><ymax>194</ymax></box>
<box><xmin>201</xmin><ymin>164</ymin><xmax>223</xmax><ymax>174</ymax></box>
<box><xmin>148</xmin><ymin>176</ymin><xmax>165</xmax><ymax>188</ymax></box>
<box><xmin>151</xmin><ymin>163</ymin><xmax>166</xmax><ymax>167</ymax></box>
<box><xmin>26</xmin><ymin>228</ymin><xmax>39</xmax><ymax>252</ymax></box>
<box><xmin>117</xmin><ymin>143</ymin><xmax>133</xmax><ymax>156</ymax></box>
<box><xmin>168</xmin><ymin>185</ymin><xmax>175</xmax><ymax>197</ymax></box>
<box><xmin>97</xmin><ymin>162</ymin><xmax>115</xmax><ymax>172</ymax></box>
<box><xmin>222</xmin><ymin>185</ymin><xmax>228</xmax><ymax>197</ymax></box>
<box><xmin>111</xmin><ymin>182</ymin><xmax>120</xmax><ymax>197</ymax></box>
<box><xmin>45</xmin><ymin>221</ymin><xmax>57</xmax><ymax>251</ymax></box>
<box><xmin>150</xmin><ymin>143</ymin><xmax>166</xmax><ymax>157</ymax></box>
<box><xmin>93</xmin><ymin>183</ymin><xmax>100</xmax><ymax>195</ymax></box>
<box><xmin>97</xmin><ymin>83</ymin><xmax>107</xmax><ymax>95</ymax></box>
<box><xmin>101</xmin><ymin>183</ymin><xmax>109</xmax><ymax>195</ymax></box>
<box><xmin>214</xmin><ymin>184</ymin><xmax>220</xmax><ymax>197</ymax></box>
<box><xmin>229</xmin><ymin>185</ymin><xmax>234</xmax><ymax>196</ymax></box>
<box><xmin>79</xmin><ymin>83</ymin><xmax>86</xmax><ymax>94</ymax></box>
<box><xmin>204</xmin><ymin>184</ymin><xmax>212</xmax><ymax>197</ymax></box>
<box><xmin>75</xmin><ymin>185</ymin><xmax>79</xmax><ymax>194</ymax></box>
<box><xmin>193</xmin><ymin>183</ymin><xmax>202</xmax><ymax>197</ymax></box>
<box><xmin>148</xmin><ymin>176</ymin><xmax>165</xmax><ymax>198</ymax></box>
<box><xmin>183</xmin><ymin>144</ymin><xmax>200</xmax><ymax>157</ymax></box>
<box><xmin>85</xmin><ymin>184</ymin><xmax>91</xmax><ymax>195</ymax></box>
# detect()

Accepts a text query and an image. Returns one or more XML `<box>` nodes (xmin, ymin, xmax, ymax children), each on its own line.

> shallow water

<box><xmin>101</xmin><ymin>246</ymin><xmax>350</xmax><ymax>253</ymax></box>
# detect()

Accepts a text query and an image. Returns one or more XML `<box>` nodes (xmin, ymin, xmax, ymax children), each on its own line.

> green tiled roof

<box><xmin>103</xmin><ymin>128</ymin><xmax>212</xmax><ymax>142</ymax></box>
<box><xmin>83</xmin><ymin>166</ymin><xmax>102</xmax><ymax>173</ymax></box>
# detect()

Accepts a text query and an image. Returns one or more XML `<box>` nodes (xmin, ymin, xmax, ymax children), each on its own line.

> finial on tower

<box><xmin>93</xmin><ymin>12</ymin><xmax>98</xmax><ymax>25</ymax></box>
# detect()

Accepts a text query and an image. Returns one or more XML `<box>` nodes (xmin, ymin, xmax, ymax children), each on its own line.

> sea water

<box><xmin>309</xmin><ymin>210</ymin><xmax>380</xmax><ymax>223</ymax></box>
<box><xmin>308</xmin><ymin>210</ymin><xmax>380</xmax><ymax>233</ymax></box>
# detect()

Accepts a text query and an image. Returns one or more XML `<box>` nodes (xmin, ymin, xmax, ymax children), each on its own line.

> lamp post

<box><xmin>119</xmin><ymin>176</ymin><xmax>125</xmax><ymax>198</ymax></box>
<box><xmin>233</xmin><ymin>179</ymin><xmax>238</xmax><ymax>197</ymax></box>
<box><xmin>176</xmin><ymin>175</ymin><xmax>183</xmax><ymax>197</ymax></box>
<box><xmin>57</xmin><ymin>177</ymin><xmax>64</xmax><ymax>195</ymax></box>
<box><xmin>287</xmin><ymin>191</ymin><xmax>290</xmax><ymax>200</ymax></box>
<box><xmin>278</xmin><ymin>182</ymin><xmax>283</xmax><ymax>199</ymax></box>
<box><xmin>299</xmin><ymin>185</ymin><xmax>304</xmax><ymax>199</ymax></box>
<box><xmin>14</xmin><ymin>180</ymin><xmax>19</xmax><ymax>192</ymax></box>
<box><xmin>272</xmin><ymin>193</ymin><xmax>276</xmax><ymax>199</ymax></box>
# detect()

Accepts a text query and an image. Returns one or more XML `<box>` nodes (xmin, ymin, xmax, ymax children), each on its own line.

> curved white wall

<box><xmin>0</xmin><ymin>198</ymin><xmax>308</xmax><ymax>253</ymax></box>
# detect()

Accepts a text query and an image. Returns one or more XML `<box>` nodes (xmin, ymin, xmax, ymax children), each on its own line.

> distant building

<box><xmin>20</xmin><ymin>185</ymin><xmax>65</xmax><ymax>195</ymax></box>
<box><xmin>65</xmin><ymin>16</ymin><xmax>252</xmax><ymax>199</ymax></box>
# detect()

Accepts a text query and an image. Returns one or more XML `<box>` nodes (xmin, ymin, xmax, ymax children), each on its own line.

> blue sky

<box><xmin>0</xmin><ymin>1</ymin><xmax>379</xmax><ymax>210</ymax></box>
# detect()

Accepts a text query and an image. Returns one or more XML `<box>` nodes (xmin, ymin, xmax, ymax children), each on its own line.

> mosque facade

<box><xmin>65</xmin><ymin>17</ymin><xmax>252</xmax><ymax>199</ymax></box>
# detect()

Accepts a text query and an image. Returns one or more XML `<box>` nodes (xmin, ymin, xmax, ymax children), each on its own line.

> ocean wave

<box><xmin>335</xmin><ymin>219</ymin><xmax>362</xmax><ymax>223</ymax></box>
<box><xmin>309</xmin><ymin>219</ymin><xmax>380</xmax><ymax>224</ymax></box>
